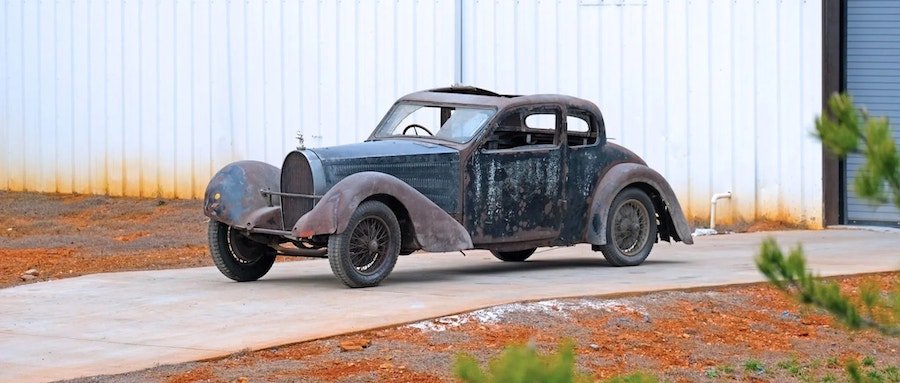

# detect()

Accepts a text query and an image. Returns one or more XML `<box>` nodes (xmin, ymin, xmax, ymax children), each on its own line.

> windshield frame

<box><xmin>369</xmin><ymin>101</ymin><xmax>498</xmax><ymax>145</ymax></box>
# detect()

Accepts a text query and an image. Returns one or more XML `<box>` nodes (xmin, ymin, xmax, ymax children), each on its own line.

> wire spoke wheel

<box><xmin>348</xmin><ymin>217</ymin><xmax>390</xmax><ymax>275</ymax></box>
<box><xmin>598</xmin><ymin>188</ymin><xmax>657</xmax><ymax>267</ymax></box>
<box><xmin>612</xmin><ymin>199</ymin><xmax>650</xmax><ymax>257</ymax></box>
<box><xmin>328</xmin><ymin>200</ymin><xmax>401</xmax><ymax>288</ymax></box>
<box><xmin>208</xmin><ymin>220</ymin><xmax>276</xmax><ymax>282</ymax></box>
<box><xmin>227</xmin><ymin>227</ymin><xmax>266</xmax><ymax>264</ymax></box>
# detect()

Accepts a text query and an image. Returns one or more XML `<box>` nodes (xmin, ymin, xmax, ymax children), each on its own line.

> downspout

<box><xmin>709</xmin><ymin>192</ymin><xmax>732</xmax><ymax>231</ymax></box>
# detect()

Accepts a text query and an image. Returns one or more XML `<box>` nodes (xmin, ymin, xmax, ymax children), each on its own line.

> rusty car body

<box><xmin>203</xmin><ymin>86</ymin><xmax>693</xmax><ymax>287</ymax></box>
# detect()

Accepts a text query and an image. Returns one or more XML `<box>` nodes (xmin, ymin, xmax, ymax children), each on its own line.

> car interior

<box><xmin>484</xmin><ymin>109</ymin><xmax>559</xmax><ymax>150</ymax></box>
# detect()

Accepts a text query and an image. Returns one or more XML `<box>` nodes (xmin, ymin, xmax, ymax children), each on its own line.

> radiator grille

<box><xmin>281</xmin><ymin>152</ymin><xmax>315</xmax><ymax>229</ymax></box>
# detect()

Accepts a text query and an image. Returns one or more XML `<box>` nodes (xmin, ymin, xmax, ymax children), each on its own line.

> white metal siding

<box><xmin>0</xmin><ymin>0</ymin><xmax>456</xmax><ymax>198</ymax></box>
<box><xmin>845</xmin><ymin>0</ymin><xmax>900</xmax><ymax>225</ymax></box>
<box><xmin>461</xmin><ymin>0</ymin><xmax>823</xmax><ymax>226</ymax></box>
<box><xmin>1</xmin><ymin>0</ymin><xmax>825</xmax><ymax>227</ymax></box>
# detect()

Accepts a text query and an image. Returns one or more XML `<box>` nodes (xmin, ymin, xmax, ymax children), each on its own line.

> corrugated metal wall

<box><xmin>0</xmin><ymin>0</ymin><xmax>456</xmax><ymax>199</ymax></box>
<box><xmin>1</xmin><ymin>0</ymin><xmax>825</xmax><ymax>226</ymax></box>
<box><xmin>844</xmin><ymin>0</ymin><xmax>900</xmax><ymax>226</ymax></box>
<box><xmin>461</xmin><ymin>0</ymin><xmax>824</xmax><ymax>226</ymax></box>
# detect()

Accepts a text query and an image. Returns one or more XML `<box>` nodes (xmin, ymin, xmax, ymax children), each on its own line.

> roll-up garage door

<box><xmin>844</xmin><ymin>0</ymin><xmax>900</xmax><ymax>226</ymax></box>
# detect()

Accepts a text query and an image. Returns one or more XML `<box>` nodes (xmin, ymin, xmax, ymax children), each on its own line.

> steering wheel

<box><xmin>402</xmin><ymin>124</ymin><xmax>434</xmax><ymax>136</ymax></box>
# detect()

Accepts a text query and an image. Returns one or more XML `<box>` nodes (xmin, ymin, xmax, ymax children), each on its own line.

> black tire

<box><xmin>490</xmin><ymin>248</ymin><xmax>536</xmax><ymax>262</ymax></box>
<box><xmin>328</xmin><ymin>201</ymin><xmax>401</xmax><ymax>288</ymax></box>
<box><xmin>598</xmin><ymin>188</ymin><xmax>657</xmax><ymax>266</ymax></box>
<box><xmin>208</xmin><ymin>220</ymin><xmax>277</xmax><ymax>281</ymax></box>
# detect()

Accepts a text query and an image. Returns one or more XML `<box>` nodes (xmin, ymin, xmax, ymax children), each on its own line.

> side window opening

<box><xmin>484</xmin><ymin>108</ymin><xmax>560</xmax><ymax>150</ymax></box>
<box><xmin>566</xmin><ymin>112</ymin><xmax>598</xmax><ymax>147</ymax></box>
<box><xmin>524</xmin><ymin>114</ymin><xmax>556</xmax><ymax>131</ymax></box>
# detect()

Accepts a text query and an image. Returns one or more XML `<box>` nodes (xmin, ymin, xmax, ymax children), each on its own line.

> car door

<box><xmin>558</xmin><ymin>108</ymin><xmax>605</xmax><ymax>244</ymax></box>
<box><xmin>465</xmin><ymin>105</ymin><xmax>566</xmax><ymax>244</ymax></box>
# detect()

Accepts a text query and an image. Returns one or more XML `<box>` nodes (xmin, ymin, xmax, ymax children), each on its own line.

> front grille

<box><xmin>281</xmin><ymin>151</ymin><xmax>315</xmax><ymax>229</ymax></box>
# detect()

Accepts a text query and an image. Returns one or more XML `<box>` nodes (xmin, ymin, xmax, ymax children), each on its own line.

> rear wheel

<box><xmin>328</xmin><ymin>201</ymin><xmax>401</xmax><ymax>288</ymax></box>
<box><xmin>208</xmin><ymin>220</ymin><xmax>277</xmax><ymax>281</ymax></box>
<box><xmin>490</xmin><ymin>248</ymin><xmax>536</xmax><ymax>262</ymax></box>
<box><xmin>598</xmin><ymin>188</ymin><xmax>657</xmax><ymax>266</ymax></box>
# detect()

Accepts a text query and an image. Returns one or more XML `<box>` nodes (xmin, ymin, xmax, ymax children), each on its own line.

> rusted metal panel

<box><xmin>312</xmin><ymin>141</ymin><xmax>462</xmax><ymax>216</ymax></box>
<box><xmin>292</xmin><ymin>171</ymin><xmax>473</xmax><ymax>253</ymax></box>
<box><xmin>466</xmin><ymin>147</ymin><xmax>564</xmax><ymax>243</ymax></box>
<box><xmin>586</xmin><ymin>163</ymin><xmax>694</xmax><ymax>246</ymax></box>
<box><xmin>557</xmin><ymin>142</ymin><xmax>644</xmax><ymax>244</ymax></box>
<box><xmin>203</xmin><ymin>161</ymin><xmax>281</xmax><ymax>230</ymax></box>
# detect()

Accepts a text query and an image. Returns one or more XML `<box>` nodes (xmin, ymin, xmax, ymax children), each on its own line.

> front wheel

<box><xmin>598</xmin><ymin>188</ymin><xmax>657</xmax><ymax>266</ymax></box>
<box><xmin>490</xmin><ymin>248</ymin><xmax>536</xmax><ymax>262</ymax></box>
<box><xmin>328</xmin><ymin>201</ymin><xmax>401</xmax><ymax>288</ymax></box>
<box><xmin>208</xmin><ymin>220</ymin><xmax>277</xmax><ymax>281</ymax></box>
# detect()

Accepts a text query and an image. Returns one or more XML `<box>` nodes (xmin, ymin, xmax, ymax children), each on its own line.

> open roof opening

<box><xmin>427</xmin><ymin>86</ymin><xmax>519</xmax><ymax>98</ymax></box>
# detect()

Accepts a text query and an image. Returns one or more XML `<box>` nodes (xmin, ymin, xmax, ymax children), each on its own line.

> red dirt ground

<box><xmin>3</xmin><ymin>191</ymin><xmax>896</xmax><ymax>382</ymax></box>
<box><xmin>0</xmin><ymin>191</ymin><xmax>212</xmax><ymax>287</ymax></box>
<box><xmin>66</xmin><ymin>273</ymin><xmax>899</xmax><ymax>383</ymax></box>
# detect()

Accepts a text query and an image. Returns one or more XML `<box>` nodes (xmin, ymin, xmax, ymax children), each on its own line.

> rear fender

<box><xmin>292</xmin><ymin>172</ymin><xmax>473</xmax><ymax>252</ymax></box>
<box><xmin>586</xmin><ymin>163</ymin><xmax>693</xmax><ymax>245</ymax></box>
<box><xmin>203</xmin><ymin>161</ymin><xmax>283</xmax><ymax>230</ymax></box>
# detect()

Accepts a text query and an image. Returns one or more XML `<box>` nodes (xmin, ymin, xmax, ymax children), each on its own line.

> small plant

<box><xmin>811</xmin><ymin>359</ymin><xmax>824</xmax><ymax>370</ymax></box>
<box><xmin>863</xmin><ymin>356</ymin><xmax>876</xmax><ymax>367</ymax></box>
<box><xmin>603</xmin><ymin>372</ymin><xmax>658</xmax><ymax>383</ymax></box>
<box><xmin>704</xmin><ymin>367</ymin><xmax>719</xmax><ymax>378</ymax></box>
<box><xmin>719</xmin><ymin>364</ymin><xmax>735</xmax><ymax>374</ymax></box>
<box><xmin>846</xmin><ymin>358</ymin><xmax>900</xmax><ymax>383</ymax></box>
<box><xmin>453</xmin><ymin>341</ymin><xmax>659</xmax><ymax>383</ymax></box>
<box><xmin>827</xmin><ymin>357</ymin><xmax>840</xmax><ymax>368</ymax></box>
<box><xmin>778</xmin><ymin>357</ymin><xmax>804</xmax><ymax>377</ymax></box>
<box><xmin>822</xmin><ymin>373</ymin><xmax>837</xmax><ymax>383</ymax></box>
<box><xmin>867</xmin><ymin>370</ymin><xmax>884</xmax><ymax>381</ymax></box>
<box><xmin>453</xmin><ymin>340</ymin><xmax>593</xmax><ymax>383</ymax></box>
<box><xmin>744</xmin><ymin>359</ymin><xmax>765</xmax><ymax>374</ymax></box>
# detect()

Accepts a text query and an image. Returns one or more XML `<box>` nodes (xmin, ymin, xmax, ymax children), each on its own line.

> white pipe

<box><xmin>709</xmin><ymin>192</ymin><xmax>733</xmax><ymax>231</ymax></box>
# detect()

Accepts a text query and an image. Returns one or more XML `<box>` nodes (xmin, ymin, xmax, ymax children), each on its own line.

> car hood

<box><xmin>308</xmin><ymin>139</ymin><xmax>462</xmax><ymax>215</ymax></box>
<box><xmin>310</xmin><ymin>139</ymin><xmax>458</xmax><ymax>162</ymax></box>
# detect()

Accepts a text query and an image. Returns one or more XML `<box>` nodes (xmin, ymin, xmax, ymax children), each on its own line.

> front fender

<box><xmin>586</xmin><ymin>163</ymin><xmax>693</xmax><ymax>245</ymax></box>
<box><xmin>203</xmin><ymin>161</ymin><xmax>283</xmax><ymax>230</ymax></box>
<box><xmin>292</xmin><ymin>172</ymin><xmax>473</xmax><ymax>252</ymax></box>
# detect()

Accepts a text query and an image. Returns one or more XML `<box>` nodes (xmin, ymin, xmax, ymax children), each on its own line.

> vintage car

<box><xmin>203</xmin><ymin>86</ymin><xmax>693</xmax><ymax>288</ymax></box>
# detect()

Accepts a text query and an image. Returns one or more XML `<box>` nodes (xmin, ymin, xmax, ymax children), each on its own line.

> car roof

<box><xmin>398</xmin><ymin>86</ymin><xmax>604</xmax><ymax>118</ymax></box>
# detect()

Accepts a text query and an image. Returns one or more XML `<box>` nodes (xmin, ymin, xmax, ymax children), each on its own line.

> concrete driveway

<box><xmin>1</xmin><ymin>229</ymin><xmax>898</xmax><ymax>382</ymax></box>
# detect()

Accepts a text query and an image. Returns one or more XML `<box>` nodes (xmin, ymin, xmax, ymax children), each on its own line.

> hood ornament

<box><xmin>295</xmin><ymin>131</ymin><xmax>306</xmax><ymax>150</ymax></box>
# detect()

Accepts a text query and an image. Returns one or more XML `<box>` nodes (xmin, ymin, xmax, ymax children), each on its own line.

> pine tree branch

<box><xmin>755</xmin><ymin>238</ymin><xmax>898</xmax><ymax>337</ymax></box>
